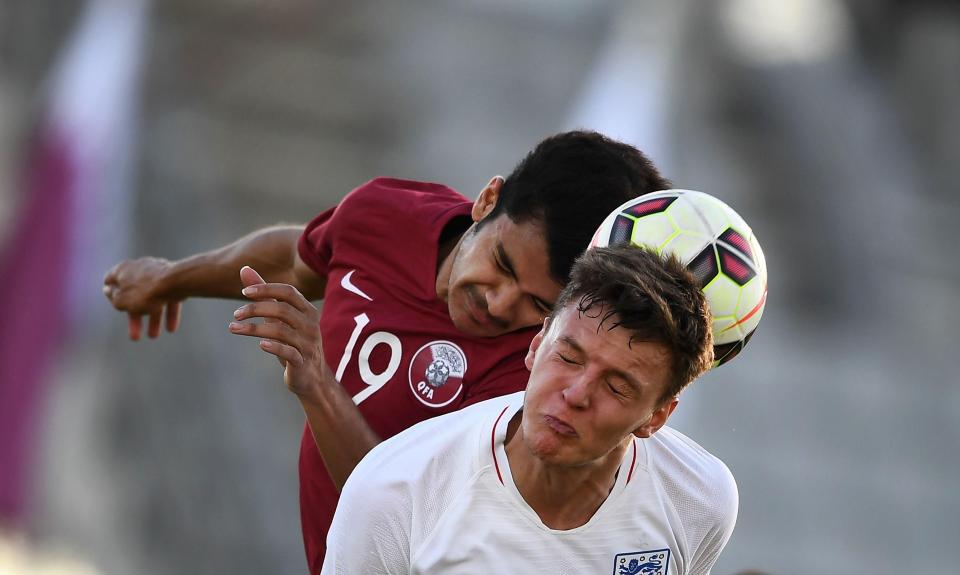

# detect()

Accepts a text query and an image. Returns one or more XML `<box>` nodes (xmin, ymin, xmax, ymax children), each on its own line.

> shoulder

<box><xmin>343</xmin><ymin>177</ymin><xmax>467</xmax><ymax>208</ymax></box>
<box><xmin>337</xmin><ymin>396</ymin><xmax>518</xmax><ymax>542</ymax></box>
<box><xmin>348</xmin><ymin>393</ymin><xmax>520</xmax><ymax>496</ymax></box>
<box><xmin>325</xmin><ymin>177</ymin><xmax>470</xmax><ymax>237</ymax></box>
<box><xmin>645</xmin><ymin>427</ymin><xmax>738</xmax><ymax>523</ymax></box>
<box><xmin>329</xmin><ymin>395</ymin><xmax>521</xmax><ymax>574</ymax></box>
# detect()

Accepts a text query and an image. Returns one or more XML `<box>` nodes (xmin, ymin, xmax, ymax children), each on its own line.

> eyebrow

<box><xmin>557</xmin><ymin>335</ymin><xmax>642</xmax><ymax>391</ymax></box>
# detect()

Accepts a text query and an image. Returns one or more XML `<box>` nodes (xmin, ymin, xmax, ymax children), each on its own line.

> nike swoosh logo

<box><xmin>340</xmin><ymin>269</ymin><xmax>373</xmax><ymax>301</ymax></box>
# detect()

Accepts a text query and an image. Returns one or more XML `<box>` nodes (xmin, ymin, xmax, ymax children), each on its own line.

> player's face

<box><xmin>519</xmin><ymin>305</ymin><xmax>678</xmax><ymax>468</ymax></box>
<box><xmin>441</xmin><ymin>181</ymin><xmax>561</xmax><ymax>338</ymax></box>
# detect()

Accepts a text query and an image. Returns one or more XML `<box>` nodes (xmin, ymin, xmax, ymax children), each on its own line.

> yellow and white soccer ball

<box><xmin>590</xmin><ymin>190</ymin><xmax>768</xmax><ymax>367</ymax></box>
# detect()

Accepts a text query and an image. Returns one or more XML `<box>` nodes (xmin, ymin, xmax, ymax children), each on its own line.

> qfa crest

<box><xmin>408</xmin><ymin>340</ymin><xmax>467</xmax><ymax>408</ymax></box>
<box><xmin>613</xmin><ymin>549</ymin><xmax>670</xmax><ymax>575</ymax></box>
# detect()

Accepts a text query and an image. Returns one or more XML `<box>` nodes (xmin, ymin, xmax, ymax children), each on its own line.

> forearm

<box><xmin>232</xmin><ymin>279</ymin><xmax>373</xmax><ymax>488</ymax></box>
<box><xmin>164</xmin><ymin>225</ymin><xmax>311</xmax><ymax>300</ymax></box>
<box><xmin>298</xmin><ymin>381</ymin><xmax>382</xmax><ymax>491</ymax></box>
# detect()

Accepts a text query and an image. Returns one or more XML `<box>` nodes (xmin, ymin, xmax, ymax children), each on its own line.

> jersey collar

<box><xmin>484</xmin><ymin>392</ymin><xmax>643</xmax><ymax>532</ymax></box>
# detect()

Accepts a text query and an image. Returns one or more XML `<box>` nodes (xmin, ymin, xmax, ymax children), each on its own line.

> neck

<box><xmin>503</xmin><ymin>414</ymin><xmax>631</xmax><ymax>530</ymax></box>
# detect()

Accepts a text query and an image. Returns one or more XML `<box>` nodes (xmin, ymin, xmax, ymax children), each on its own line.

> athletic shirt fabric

<box><xmin>322</xmin><ymin>391</ymin><xmax>739</xmax><ymax>575</ymax></box>
<box><xmin>296</xmin><ymin>177</ymin><xmax>538</xmax><ymax>573</ymax></box>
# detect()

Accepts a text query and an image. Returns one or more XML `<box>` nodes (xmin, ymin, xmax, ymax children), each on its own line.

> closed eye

<box><xmin>607</xmin><ymin>381</ymin><xmax>628</xmax><ymax>397</ymax></box>
<box><xmin>494</xmin><ymin>244</ymin><xmax>516</xmax><ymax>278</ymax></box>
<box><xmin>532</xmin><ymin>297</ymin><xmax>552</xmax><ymax>315</ymax></box>
<box><xmin>606</xmin><ymin>376</ymin><xmax>638</xmax><ymax>399</ymax></box>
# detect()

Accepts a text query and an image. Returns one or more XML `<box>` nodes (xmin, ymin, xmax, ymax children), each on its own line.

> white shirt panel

<box><xmin>322</xmin><ymin>392</ymin><xmax>737</xmax><ymax>575</ymax></box>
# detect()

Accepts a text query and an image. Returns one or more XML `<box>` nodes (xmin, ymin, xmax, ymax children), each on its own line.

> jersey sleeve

<box><xmin>321</xmin><ymin>453</ymin><xmax>412</xmax><ymax>575</ymax></box>
<box><xmin>687</xmin><ymin>465</ymin><xmax>739</xmax><ymax>575</ymax></box>
<box><xmin>297</xmin><ymin>179</ymin><xmax>380</xmax><ymax>277</ymax></box>
<box><xmin>299</xmin><ymin>177</ymin><xmax>445</xmax><ymax>279</ymax></box>
<box><xmin>297</xmin><ymin>205</ymin><xmax>337</xmax><ymax>278</ymax></box>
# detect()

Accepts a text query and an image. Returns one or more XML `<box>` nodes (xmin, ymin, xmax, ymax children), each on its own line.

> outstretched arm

<box><xmin>229</xmin><ymin>266</ymin><xmax>379</xmax><ymax>490</ymax></box>
<box><xmin>104</xmin><ymin>225</ymin><xmax>325</xmax><ymax>340</ymax></box>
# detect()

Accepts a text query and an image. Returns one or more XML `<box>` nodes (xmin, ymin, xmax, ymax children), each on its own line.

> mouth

<box><xmin>543</xmin><ymin>414</ymin><xmax>578</xmax><ymax>438</ymax></box>
<box><xmin>465</xmin><ymin>289</ymin><xmax>497</xmax><ymax>329</ymax></box>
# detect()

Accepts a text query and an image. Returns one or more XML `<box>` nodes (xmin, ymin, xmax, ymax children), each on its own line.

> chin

<box><xmin>448</xmin><ymin>312</ymin><xmax>471</xmax><ymax>334</ymax></box>
<box><xmin>450</xmin><ymin>309</ymin><xmax>507</xmax><ymax>338</ymax></box>
<box><xmin>525</xmin><ymin>431</ymin><xmax>572</xmax><ymax>464</ymax></box>
<box><xmin>446</xmin><ymin>300</ymin><xmax>474</xmax><ymax>334</ymax></box>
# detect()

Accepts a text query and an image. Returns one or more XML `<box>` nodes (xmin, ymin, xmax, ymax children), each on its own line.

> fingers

<box><xmin>148</xmin><ymin>310</ymin><xmax>162</xmax><ymax>339</ymax></box>
<box><xmin>103</xmin><ymin>263</ymin><xmax>119</xmax><ymax>286</ymax></box>
<box><xmin>228</xmin><ymin>319</ymin><xmax>305</xmax><ymax>349</ymax></box>
<box><xmin>102</xmin><ymin>263</ymin><xmax>130</xmax><ymax>309</ymax></box>
<box><xmin>240</xmin><ymin>265</ymin><xmax>267</xmax><ymax>288</ymax></box>
<box><xmin>103</xmin><ymin>271</ymin><xmax>120</xmax><ymax>306</ymax></box>
<box><xmin>108</xmin><ymin>258</ymin><xmax>180</xmax><ymax>340</ymax></box>
<box><xmin>239</xmin><ymin>267</ymin><xmax>281</xmax><ymax>333</ymax></box>
<box><xmin>257</xmin><ymin>339</ymin><xmax>303</xmax><ymax>367</ymax></box>
<box><xmin>229</xmin><ymin>319</ymin><xmax>305</xmax><ymax>367</ymax></box>
<box><xmin>241</xmin><ymin>283</ymin><xmax>313</xmax><ymax>314</ymax></box>
<box><xmin>166</xmin><ymin>301</ymin><xmax>182</xmax><ymax>333</ymax></box>
<box><xmin>231</xmin><ymin>274</ymin><xmax>322</xmax><ymax>372</ymax></box>
<box><xmin>233</xmin><ymin>300</ymin><xmax>316</xmax><ymax>329</ymax></box>
<box><xmin>128</xmin><ymin>313</ymin><xmax>143</xmax><ymax>341</ymax></box>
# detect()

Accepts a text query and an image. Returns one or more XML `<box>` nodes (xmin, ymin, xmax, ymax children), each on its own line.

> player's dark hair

<box><xmin>483</xmin><ymin>130</ymin><xmax>670</xmax><ymax>284</ymax></box>
<box><xmin>555</xmin><ymin>245</ymin><xmax>714</xmax><ymax>400</ymax></box>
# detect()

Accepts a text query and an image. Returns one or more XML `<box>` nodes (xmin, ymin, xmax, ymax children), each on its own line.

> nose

<box><xmin>561</xmin><ymin>376</ymin><xmax>591</xmax><ymax>410</ymax></box>
<box><xmin>485</xmin><ymin>282</ymin><xmax>522</xmax><ymax>323</ymax></box>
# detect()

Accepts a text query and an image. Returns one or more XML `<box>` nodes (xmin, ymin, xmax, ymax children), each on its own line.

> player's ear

<box><xmin>472</xmin><ymin>175</ymin><xmax>504</xmax><ymax>222</ymax></box>
<box><xmin>524</xmin><ymin>316</ymin><xmax>550</xmax><ymax>371</ymax></box>
<box><xmin>633</xmin><ymin>397</ymin><xmax>678</xmax><ymax>438</ymax></box>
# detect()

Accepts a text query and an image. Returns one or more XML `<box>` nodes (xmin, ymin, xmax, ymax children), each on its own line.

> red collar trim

<box><xmin>491</xmin><ymin>405</ymin><xmax>511</xmax><ymax>485</ymax></box>
<box><xmin>625</xmin><ymin>440</ymin><xmax>638</xmax><ymax>484</ymax></box>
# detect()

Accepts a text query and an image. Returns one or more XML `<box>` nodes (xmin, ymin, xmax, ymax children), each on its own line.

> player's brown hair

<box><xmin>555</xmin><ymin>244</ymin><xmax>714</xmax><ymax>400</ymax></box>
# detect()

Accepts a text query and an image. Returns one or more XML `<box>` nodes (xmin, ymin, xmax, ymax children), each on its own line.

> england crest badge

<box><xmin>613</xmin><ymin>549</ymin><xmax>670</xmax><ymax>575</ymax></box>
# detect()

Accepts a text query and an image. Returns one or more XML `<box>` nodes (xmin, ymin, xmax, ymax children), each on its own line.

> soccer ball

<box><xmin>590</xmin><ymin>190</ymin><xmax>768</xmax><ymax>367</ymax></box>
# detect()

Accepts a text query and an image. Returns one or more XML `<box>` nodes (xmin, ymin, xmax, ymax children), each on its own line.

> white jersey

<box><xmin>322</xmin><ymin>392</ymin><xmax>738</xmax><ymax>575</ymax></box>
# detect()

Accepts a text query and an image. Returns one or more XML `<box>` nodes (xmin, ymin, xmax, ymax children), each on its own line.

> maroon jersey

<box><xmin>296</xmin><ymin>177</ymin><xmax>536</xmax><ymax>573</ymax></box>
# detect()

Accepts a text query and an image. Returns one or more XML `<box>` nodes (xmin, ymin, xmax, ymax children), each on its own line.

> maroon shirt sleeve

<box><xmin>297</xmin><ymin>205</ymin><xmax>337</xmax><ymax>278</ymax></box>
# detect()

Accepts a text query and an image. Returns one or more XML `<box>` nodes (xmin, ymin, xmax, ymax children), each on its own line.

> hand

<box><xmin>103</xmin><ymin>257</ymin><xmax>183</xmax><ymax>341</ymax></box>
<box><xmin>229</xmin><ymin>266</ymin><xmax>329</xmax><ymax>398</ymax></box>
<box><xmin>238</xmin><ymin>266</ymin><xmax>285</xmax><ymax>368</ymax></box>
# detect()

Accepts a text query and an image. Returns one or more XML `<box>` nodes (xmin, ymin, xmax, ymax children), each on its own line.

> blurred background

<box><xmin>1</xmin><ymin>0</ymin><xmax>958</xmax><ymax>573</ymax></box>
